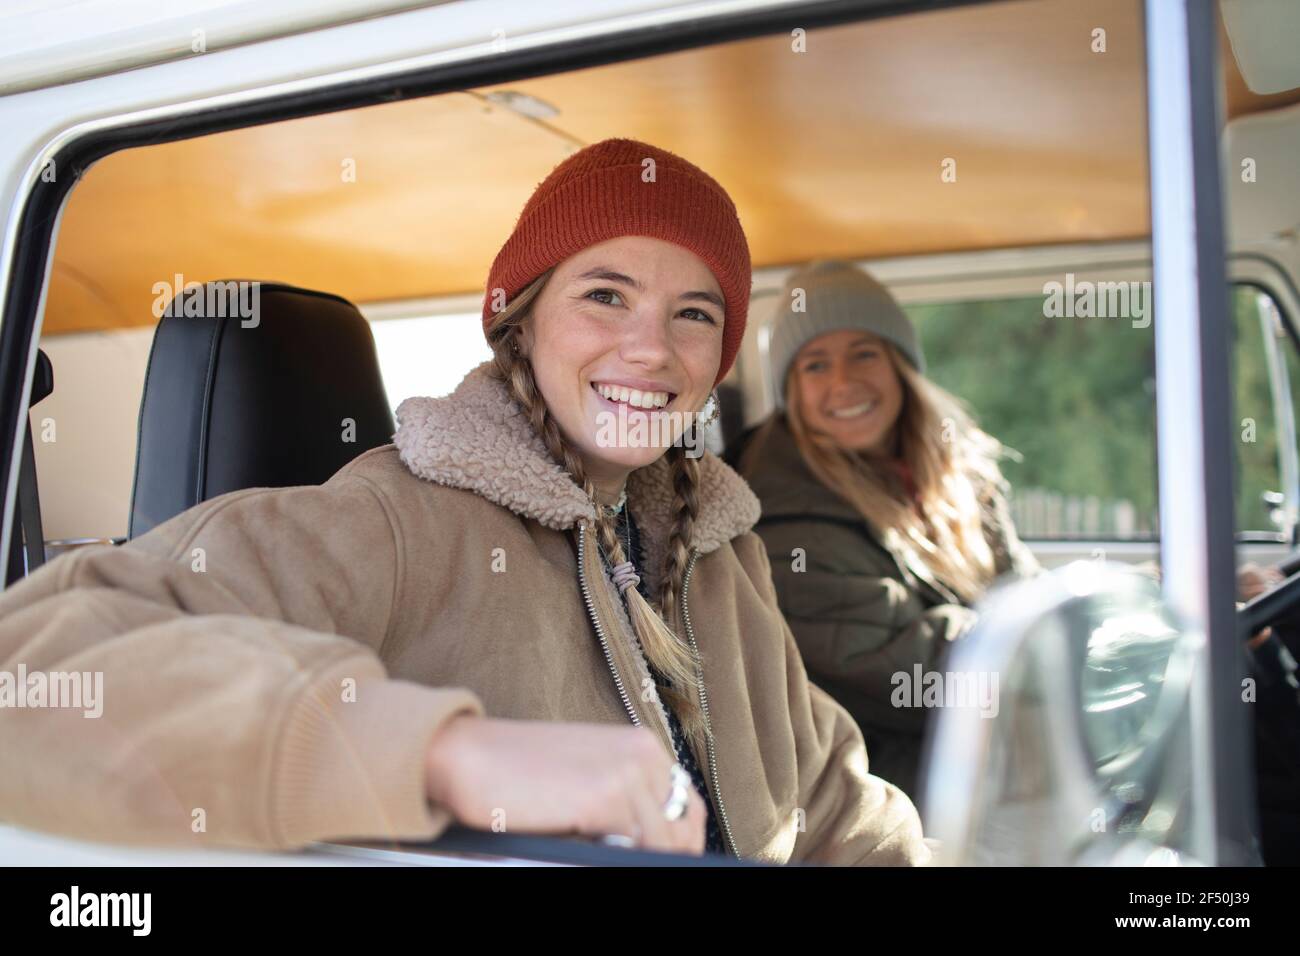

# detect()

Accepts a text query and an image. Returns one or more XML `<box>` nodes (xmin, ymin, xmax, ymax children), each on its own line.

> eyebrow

<box><xmin>575</xmin><ymin>268</ymin><xmax>725</xmax><ymax>311</ymax></box>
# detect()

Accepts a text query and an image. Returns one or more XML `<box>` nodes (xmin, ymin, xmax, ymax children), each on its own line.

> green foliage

<box><xmin>905</xmin><ymin>286</ymin><xmax>1293</xmax><ymax>540</ymax></box>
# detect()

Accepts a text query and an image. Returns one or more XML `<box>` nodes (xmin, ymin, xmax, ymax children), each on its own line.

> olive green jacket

<box><xmin>736</xmin><ymin>414</ymin><xmax>1039</xmax><ymax>799</ymax></box>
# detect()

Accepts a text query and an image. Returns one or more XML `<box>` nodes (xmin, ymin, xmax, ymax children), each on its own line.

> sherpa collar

<box><xmin>393</xmin><ymin>361</ymin><xmax>760</xmax><ymax>566</ymax></box>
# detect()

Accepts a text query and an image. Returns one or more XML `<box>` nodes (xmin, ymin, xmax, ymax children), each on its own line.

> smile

<box><xmin>827</xmin><ymin>400</ymin><xmax>878</xmax><ymax>420</ymax></box>
<box><xmin>591</xmin><ymin>381</ymin><xmax>674</xmax><ymax>410</ymax></box>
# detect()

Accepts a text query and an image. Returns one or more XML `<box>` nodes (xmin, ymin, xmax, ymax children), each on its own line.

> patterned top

<box><xmin>607</xmin><ymin>506</ymin><xmax>725</xmax><ymax>856</ymax></box>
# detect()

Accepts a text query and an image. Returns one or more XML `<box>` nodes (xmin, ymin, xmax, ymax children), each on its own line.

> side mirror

<box><xmin>1261</xmin><ymin>490</ymin><xmax>1297</xmax><ymax>542</ymax></box>
<box><xmin>919</xmin><ymin>562</ymin><xmax>1202</xmax><ymax>865</ymax></box>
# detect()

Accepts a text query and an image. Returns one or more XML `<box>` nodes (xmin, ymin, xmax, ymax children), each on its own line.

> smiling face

<box><xmin>519</xmin><ymin>236</ymin><xmax>725</xmax><ymax>492</ymax></box>
<box><xmin>790</xmin><ymin>330</ymin><xmax>905</xmax><ymax>455</ymax></box>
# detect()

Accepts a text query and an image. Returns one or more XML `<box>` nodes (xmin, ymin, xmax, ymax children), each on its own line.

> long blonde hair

<box><xmin>753</xmin><ymin>342</ymin><xmax>1007</xmax><ymax>603</ymax></box>
<box><xmin>484</xmin><ymin>270</ymin><xmax>708</xmax><ymax>755</ymax></box>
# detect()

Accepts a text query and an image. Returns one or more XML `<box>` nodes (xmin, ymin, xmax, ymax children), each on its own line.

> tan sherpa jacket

<box><xmin>0</xmin><ymin>361</ymin><xmax>929</xmax><ymax>865</ymax></box>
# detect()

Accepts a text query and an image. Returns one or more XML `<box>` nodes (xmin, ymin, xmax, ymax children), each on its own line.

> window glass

<box><xmin>1230</xmin><ymin>285</ymin><xmax>1299</xmax><ymax>539</ymax></box>
<box><xmin>905</xmin><ymin>284</ymin><xmax>1300</xmax><ymax>542</ymax></box>
<box><xmin>368</xmin><ymin>313</ymin><xmax>491</xmax><ymax>407</ymax></box>
<box><xmin>904</xmin><ymin>295</ymin><xmax>1158</xmax><ymax>540</ymax></box>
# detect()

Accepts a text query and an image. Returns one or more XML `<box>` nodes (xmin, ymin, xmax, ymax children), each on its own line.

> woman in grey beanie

<box><xmin>735</xmin><ymin>260</ymin><xmax>1037</xmax><ymax>800</ymax></box>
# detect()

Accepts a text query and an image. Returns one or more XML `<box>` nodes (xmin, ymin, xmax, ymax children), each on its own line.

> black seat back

<box><xmin>129</xmin><ymin>280</ymin><xmax>394</xmax><ymax>538</ymax></box>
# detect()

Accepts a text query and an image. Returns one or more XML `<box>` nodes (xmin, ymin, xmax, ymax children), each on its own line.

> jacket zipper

<box><xmin>576</xmin><ymin>523</ymin><xmax>640</xmax><ymax>728</ymax></box>
<box><xmin>579</xmin><ymin>524</ymin><xmax>740</xmax><ymax>859</ymax></box>
<box><xmin>680</xmin><ymin>547</ymin><xmax>741</xmax><ymax>860</ymax></box>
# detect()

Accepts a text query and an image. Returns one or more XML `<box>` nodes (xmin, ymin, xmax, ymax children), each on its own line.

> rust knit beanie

<box><xmin>482</xmin><ymin>138</ymin><xmax>752</xmax><ymax>386</ymax></box>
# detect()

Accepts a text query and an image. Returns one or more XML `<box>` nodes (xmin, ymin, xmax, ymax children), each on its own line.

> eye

<box><xmin>585</xmin><ymin>288</ymin><xmax>624</xmax><ymax>307</ymax></box>
<box><xmin>801</xmin><ymin>360</ymin><xmax>827</xmax><ymax>373</ymax></box>
<box><xmin>679</xmin><ymin>308</ymin><xmax>717</xmax><ymax>325</ymax></box>
<box><xmin>854</xmin><ymin>349</ymin><xmax>879</xmax><ymax>361</ymax></box>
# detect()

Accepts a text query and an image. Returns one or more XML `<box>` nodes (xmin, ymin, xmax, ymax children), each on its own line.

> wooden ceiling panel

<box><xmin>42</xmin><ymin>0</ymin><xmax>1180</xmax><ymax>335</ymax></box>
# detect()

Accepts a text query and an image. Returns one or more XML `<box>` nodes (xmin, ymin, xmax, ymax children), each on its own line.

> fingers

<box><xmin>1236</xmin><ymin>563</ymin><xmax>1284</xmax><ymax>601</ymax></box>
<box><xmin>1247</xmin><ymin>626</ymin><xmax>1273</xmax><ymax>650</ymax></box>
<box><xmin>679</xmin><ymin>789</ymin><xmax>708</xmax><ymax>855</ymax></box>
<box><xmin>565</xmin><ymin>731</ymin><xmax>704</xmax><ymax>855</ymax></box>
<box><xmin>624</xmin><ymin>764</ymin><xmax>687</xmax><ymax>853</ymax></box>
<box><xmin>426</xmin><ymin>718</ymin><xmax>709</xmax><ymax>856</ymax></box>
<box><xmin>626</xmin><ymin>752</ymin><xmax>707</xmax><ymax>855</ymax></box>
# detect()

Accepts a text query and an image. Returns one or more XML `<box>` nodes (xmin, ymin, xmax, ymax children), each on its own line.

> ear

<box><xmin>516</xmin><ymin>322</ymin><xmax>534</xmax><ymax>357</ymax></box>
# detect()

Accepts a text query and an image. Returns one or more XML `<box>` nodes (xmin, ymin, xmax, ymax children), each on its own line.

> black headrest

<box><xmin>128</xmin><ymin>281</ymin><xmax>395</xmax><ymax>539</ymax></box>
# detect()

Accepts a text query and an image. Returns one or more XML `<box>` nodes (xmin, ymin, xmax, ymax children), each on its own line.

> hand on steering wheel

<box><xmin>1238</xmin><ymin>546</ymin><xmax>1300</xmax><ymax>640</ymax></box>
<box><xmin>1239</xmin><ymin>562</ymin><xmax>1285</xmax><ymax>603</ymax></box>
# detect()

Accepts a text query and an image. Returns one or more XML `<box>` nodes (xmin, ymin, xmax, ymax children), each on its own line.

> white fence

<box><xmin>1008</xmin><ymin>487</ymin><xmax>1155</xmax><ymax>539</ymax></box>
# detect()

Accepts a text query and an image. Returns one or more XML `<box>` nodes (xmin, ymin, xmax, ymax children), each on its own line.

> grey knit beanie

<box><xmin>767</xmin><ymin>260</ymin><xmax>924</xmax><ymax>408</ymax></box>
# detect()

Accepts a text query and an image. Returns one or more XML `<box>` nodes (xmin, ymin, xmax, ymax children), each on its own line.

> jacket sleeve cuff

<box><xmin>271</xmin><ymin>671</ymin><xmax>484</xmax><ymax>849</ymax></box>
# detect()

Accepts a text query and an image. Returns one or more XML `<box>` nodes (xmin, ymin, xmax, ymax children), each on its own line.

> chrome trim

<box><xmin>1144</xmin><ymin>0</ymin><xmax>1250</xmax><ymax>864</ymax></box>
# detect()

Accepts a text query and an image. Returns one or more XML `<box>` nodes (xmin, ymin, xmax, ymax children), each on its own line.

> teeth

<box><xmin>594</xmin><ymin>383</ymin><xmax>670</xmax><ymax>409</ymax></box>
<box><xmin>829</xmin><ymin>401</ymin><xmax>876</xmax><ymax>419</ymax></box>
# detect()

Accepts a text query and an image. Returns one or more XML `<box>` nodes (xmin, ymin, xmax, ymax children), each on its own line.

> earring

<box><xmin>698</xmin><ymin>390</ymin><xmax>720</xmax><ymax>427</ymax></box>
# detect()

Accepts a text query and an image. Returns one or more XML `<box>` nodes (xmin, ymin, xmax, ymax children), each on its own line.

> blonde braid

<box><xmin>658</xmin><ymin>444</ymin><xmax>700</xmax><ymax>633</ymax></box>
<box><xmin>656</xmin><ymin>443</ymin><xmax>708</xmax><ymax>754</ymax></box>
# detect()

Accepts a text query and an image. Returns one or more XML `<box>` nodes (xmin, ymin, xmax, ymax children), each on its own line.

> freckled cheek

<box><xmin>685</xmin><ymin>356</ymin><xmax>717</xmax><ymax>400</ymax></box>
<box><xmin>802</xmin><ymin>379</ymin><xmax>829</xmax><ymax>419</ymax></box>
<box><xmin>538</xmin><ymin>324</ymin><xmax>611</xmax><ymax>382</ymax></box>
<box><xmin>543</xmin><ymin>320</ymin><xmax>607</xmax><ymax>357</ymax></box>
<box><xmin>674</xmin><ymin>323</ymin><xmax>721</xmax><ymax>361</ymax></box>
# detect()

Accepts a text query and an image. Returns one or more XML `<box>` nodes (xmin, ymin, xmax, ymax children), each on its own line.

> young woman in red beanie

<box><xmin>0</xmin><ymin>141</ymin><xmax>929</xmax><ymax>865</ymax></box>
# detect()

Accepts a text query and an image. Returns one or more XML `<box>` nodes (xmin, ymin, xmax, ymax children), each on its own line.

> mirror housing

<box><xmin>918</xmin><ymin>561</ymin><xmax>1203</xmax><ymax>865</ymax></box>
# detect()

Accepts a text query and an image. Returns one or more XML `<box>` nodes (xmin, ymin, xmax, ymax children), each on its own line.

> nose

<box><xmin>823</xmin><ymin>362</ymin><xmax>873</xmax><ymax>411</ymax></box>
<box><xmin>828</xmin><ymin>357</ymin><xmax>861</xmax><ymax>395</ymax></box>
<box><xmin>618</xmin><ymin>303</ymin><xmax>674</xmax><ymax>370</ymax></box>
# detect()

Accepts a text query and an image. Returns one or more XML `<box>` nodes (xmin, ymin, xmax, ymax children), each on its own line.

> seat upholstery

<box><xmin>128</xmin><ymin>280</ymin><xmax>394</xmax><ymax>538</ymax></box>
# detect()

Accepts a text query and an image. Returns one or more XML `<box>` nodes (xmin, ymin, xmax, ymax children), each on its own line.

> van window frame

<box><xmin>1232</xmin><ymin>276</ymin><xmax>1300</xmax><ymax>544</ymax></box>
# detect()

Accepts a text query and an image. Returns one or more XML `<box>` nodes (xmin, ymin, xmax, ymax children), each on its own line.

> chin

<box><xmin>581</xmin><ymin>401</ymin><xmax>683</xmax><ymax>472</ymax></box>
<box><xmin>831</xmin><ymin>428</ymin><xmax>887</xmax><ymax>455</ymax></box>
<box><xmin>812</xmin><ymin>417</ymin><xmax>866</xmax><ymax>448</ymax></box>
<box><xmin>593</xmin><ymin>444</ymin><xmax>669</xmax><ymax>472</ymax></box>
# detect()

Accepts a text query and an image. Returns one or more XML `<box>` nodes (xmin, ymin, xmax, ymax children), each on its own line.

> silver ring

<box><xmin>663</xmin><ymin>763</ymin><xmax>691</xmax><ymax>822</ymax></box>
